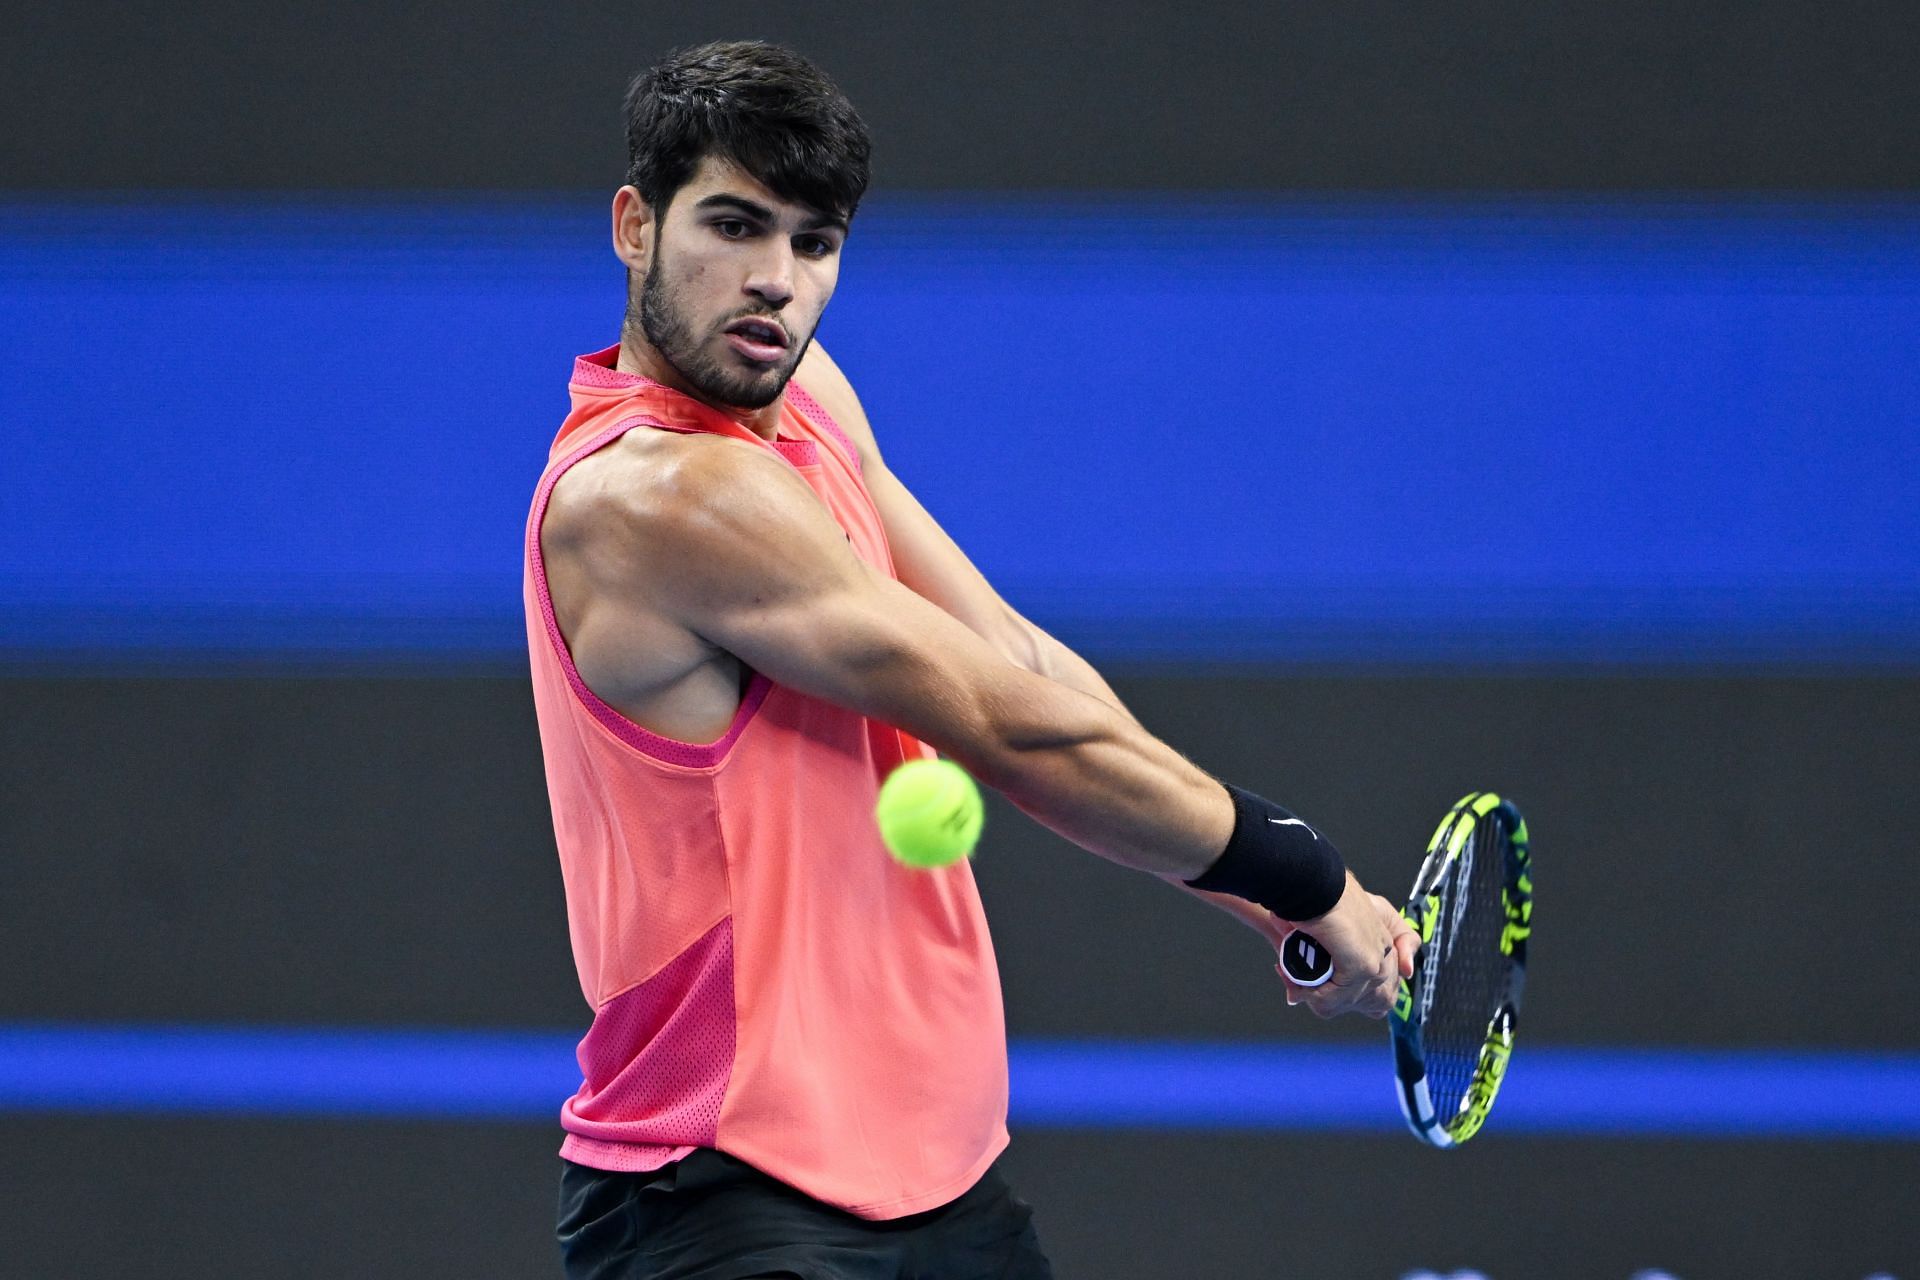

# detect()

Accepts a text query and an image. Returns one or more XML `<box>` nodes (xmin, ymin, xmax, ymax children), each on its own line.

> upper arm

<box><xmin>567</xmin><ymin>437</ymin><xmax>1093</xmax><ymax>779</ymax></box>
<box><xmin>794</xmin><ymin>345</ymin><xmax>1043</xmax><ymax>670</ymax></box>
<box><xmin>555</xmin><ymin>420</ymin><xmax>1227</xmax><ymax>879</ymax></box>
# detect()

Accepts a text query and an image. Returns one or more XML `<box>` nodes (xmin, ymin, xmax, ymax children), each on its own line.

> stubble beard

<box><xmin>632</xmin><ymin>252</ymin><xmax>813</xmax><ymax>411</ymax></box>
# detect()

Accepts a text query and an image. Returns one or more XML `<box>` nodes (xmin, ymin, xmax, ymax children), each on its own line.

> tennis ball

<box><xmin>875</xmin><ymin>758</ymin><xmax>984</xmax><ymax>869</ymax></box>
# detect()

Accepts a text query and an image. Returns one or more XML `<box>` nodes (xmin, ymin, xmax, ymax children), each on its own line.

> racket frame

<box><xmin>1388</xmin><ymin>791</ymin><xmax>1531</xmax><ymax>1148</ymax></box>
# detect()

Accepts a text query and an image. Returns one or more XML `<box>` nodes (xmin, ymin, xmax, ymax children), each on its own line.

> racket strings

<box><xmin>1420</xmin><ymin>821</ymin><xmax>1513</xmax><ymax>1122</ymax></box>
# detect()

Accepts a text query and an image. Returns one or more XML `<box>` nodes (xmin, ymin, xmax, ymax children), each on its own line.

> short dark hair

<box><xmin>623</xmin><ymin>41</ymin><xmax>872</xmax><ymax>222</ymax></box>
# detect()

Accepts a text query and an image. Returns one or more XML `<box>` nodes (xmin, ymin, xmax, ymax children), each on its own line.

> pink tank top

<box><xmin>522</xmin><ymin>345</ymin><xmax>1010</xmax><ymax>1219</ymax></box>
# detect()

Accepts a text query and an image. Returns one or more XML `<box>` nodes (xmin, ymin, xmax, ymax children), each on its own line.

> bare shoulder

<box><xmin>540</xmin><ymin>427</ymin><xmax>851</xmax><ymax>730</ymax></box>
<box><xmin>794</xmin><ymin>342</ymin><xmax>881</xmax><ymax>462</ymax></box>
<box><xmin>547</xmin><ymin>429</ymin><xmax>798</xmax><ymax>575</ymax></box>
<box><xmin>543</xmin><ymin>425</ymin><xmax>852</xmax><ymax>622</ymax></box>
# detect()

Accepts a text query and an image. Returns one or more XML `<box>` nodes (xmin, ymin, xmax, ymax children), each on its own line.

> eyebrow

<box><xmin>692</xmin><ymin>192</ymin><xmax>848</xmax><ymax>235</ymax></box>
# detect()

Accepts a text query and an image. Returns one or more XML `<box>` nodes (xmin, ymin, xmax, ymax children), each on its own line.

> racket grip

<box><xmin>1279</xmin><ymin>930</ymin><xmax>1334</xmax><ymax>988</ymax></box>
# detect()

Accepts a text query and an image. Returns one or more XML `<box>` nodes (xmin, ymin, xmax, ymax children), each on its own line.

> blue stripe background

<box><xmin>3</xmin><ymin>1025</ymin><xmax>1914</xmax><ymax>1138</ymax></box>
<box><xmin>3</xmin><ymin>198</ymin><xmax>1917</xmax><ymax>663</ymax></box>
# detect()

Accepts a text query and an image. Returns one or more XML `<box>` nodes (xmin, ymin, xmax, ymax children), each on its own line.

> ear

<box><xmin>611</xmin><ymin>185</ymin><xmax>654</xmax><ymax>273</ymax></box>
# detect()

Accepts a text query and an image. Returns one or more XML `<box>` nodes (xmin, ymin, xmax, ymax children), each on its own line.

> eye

<box><xmin>714</xmin><ymin>219</ymin><xmax>750</xmax><ymax>239</ymax></box>
<box><xmin>796</xmin><ymin>235</ymin><xmax>837</xmax><ymax>259</ymax></box>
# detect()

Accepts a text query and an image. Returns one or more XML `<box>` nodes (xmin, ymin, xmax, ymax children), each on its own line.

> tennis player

<box><xmin>525</xmin><ymin>39</ymin><xmax>1418</xmax><ymax>1280</ymax></box>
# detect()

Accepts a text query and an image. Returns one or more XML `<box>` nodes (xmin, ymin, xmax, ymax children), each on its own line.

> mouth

<box><xmin>723</xmin><ymin>316</ymin><xmax>790</xmax><ymax>365</ymax></box>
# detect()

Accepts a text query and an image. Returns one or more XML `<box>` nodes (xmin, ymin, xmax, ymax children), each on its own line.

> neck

<box><xmin>615</xmin><ymin>335</ymin><xmax>783</xmax><ymax>441</ymax></box>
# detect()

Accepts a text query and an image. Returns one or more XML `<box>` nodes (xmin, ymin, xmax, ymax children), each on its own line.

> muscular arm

<box><xmin>795</xmin><ymin>346</ymin><xmax>1284</xmax><ymax>935</ymax></box>
<box><xmin>548</xmin><ymin>406</ymin><xmax>1409</xmax><ymax>1017</ymax></box>
<box><xmin>560</xmin><ymin>434</ymin><xmax>1233</xmax><ymax>879</ymax></box>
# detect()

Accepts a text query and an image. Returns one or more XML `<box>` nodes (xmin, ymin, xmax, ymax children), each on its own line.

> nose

<box><xmin>745</xmin><ymin>241</ymin><xmax>795</xmax><ymax>310</ymax></box>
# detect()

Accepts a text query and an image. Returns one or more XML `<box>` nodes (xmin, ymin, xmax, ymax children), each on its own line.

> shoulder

<box><xmin>544</xmin><ymin>428</ymin><xmax>825</xmax><ymax>588</ymax></box>
<box><xmin>793</xmin><ymin>343</ymin><xmax>882</xmax><ymax>464</ymax></box>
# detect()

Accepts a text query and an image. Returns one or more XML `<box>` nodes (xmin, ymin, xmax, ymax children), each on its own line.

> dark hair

<box><xmin>624</xmin><ymin>41</ymin><xmax>872</xmax><ymax>222</ymax></box>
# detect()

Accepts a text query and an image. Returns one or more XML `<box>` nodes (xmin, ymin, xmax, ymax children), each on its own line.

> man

<box><xmin>524</xmin><ymin>39</ymin><xmax>1417</xmax><ymax>1280</ymax></box>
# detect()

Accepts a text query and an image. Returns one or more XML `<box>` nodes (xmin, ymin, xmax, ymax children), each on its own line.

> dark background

<box><xmin>7</xmin><ymin>673</ymin><xmax>1917</xmax><ymax>1050</ymax></box>
<box><xmin>4</xmin><ymin>3</ymin><xmax>1917</xmax><ymax>1277</ymax></box>
<box><xmin>4</xmin><ymin>671</ymin><xmax>1915</xmax><ymax>1277</ymax></box>
<box><xmin>5</xmin><ymin>0</ymin><xmax>1919</xmax><ymax>192</ymax></box>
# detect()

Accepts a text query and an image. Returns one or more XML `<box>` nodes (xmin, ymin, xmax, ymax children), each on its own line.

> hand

<box><xmin>1273</xmin><ymin>871</ymin><xmax>1418</xmax><ymax>1019</ymax></box>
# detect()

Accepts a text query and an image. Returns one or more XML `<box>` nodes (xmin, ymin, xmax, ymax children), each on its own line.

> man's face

<box><xmin>627</xmin><ymin>156</ymin><xmax>847</xmax><ymax>410</ymax></box>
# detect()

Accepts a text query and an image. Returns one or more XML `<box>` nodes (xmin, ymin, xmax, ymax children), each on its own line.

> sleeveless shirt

<box><xmin>522</xmin><ymin>345</ymin><xmax>1010</xmax><ymax>1220</ymax></box>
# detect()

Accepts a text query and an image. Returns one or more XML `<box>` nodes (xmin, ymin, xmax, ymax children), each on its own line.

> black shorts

<box><xmin>557</xmin><ymin>1148</ymin><xmax>1054</xmax><ymax>1280</ymax></box>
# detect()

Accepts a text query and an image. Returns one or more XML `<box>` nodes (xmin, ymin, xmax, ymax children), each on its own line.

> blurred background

<box><xmin>3</xmin><ymin>3</ymin><xmax>1917</xmax><ymax>1276</ymax></box>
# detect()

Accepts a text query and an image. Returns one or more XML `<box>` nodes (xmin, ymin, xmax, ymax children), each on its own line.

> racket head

<box><xmin>1389</xmin><ymin>791</ymin><xmax>1531</xmax><ymax>1148</ymax></box>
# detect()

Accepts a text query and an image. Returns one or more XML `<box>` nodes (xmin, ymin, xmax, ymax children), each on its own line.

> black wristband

<box><xmin>1184</xmin><ymin>783</ymin><xmax>1348</xmax><ymax>921</ymax></box>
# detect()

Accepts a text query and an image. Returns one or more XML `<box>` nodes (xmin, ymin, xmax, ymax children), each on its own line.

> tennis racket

<box><xmin>1278</xmin><ymin>791</ymin><xmax>1532</xmax><ymax>1147</ymax></box>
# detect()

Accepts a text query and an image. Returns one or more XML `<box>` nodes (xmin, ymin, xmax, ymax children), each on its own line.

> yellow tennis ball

<box><xmin>875</xmin><ymin>758</ymin><xmax>984</xmax><ymax>869</ymax></box>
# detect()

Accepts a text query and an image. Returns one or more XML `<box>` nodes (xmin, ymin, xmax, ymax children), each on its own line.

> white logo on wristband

<box><xmin>1269</xmin><ymin>817</ymin><xmax>1319</xmax><ymax>839</ymax></box>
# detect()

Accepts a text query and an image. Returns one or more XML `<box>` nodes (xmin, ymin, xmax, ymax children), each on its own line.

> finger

<box><xmin>1366</xmin><ymin>970</ymin><xmax>1393</xmax><ymax>1010</ymax></box>
<box><xmin>1301</xmin><ymin>984</ymin><xmax>1347</xmax><ymax>1019</ymax></box>
<box><xmin>1371</xmin><ymin>944</ymin><xmax>1398</xmax><ymax>989</ymax></box>
<box><xmin>1331</xmin><ymin>977</ymin><xmax>1377</xmax><ymax>1018</ymax></box>
<box><xmin>1394</xmin><ymin>930</ymin><xmax>1419</xmax><ymax>978</ymax></box>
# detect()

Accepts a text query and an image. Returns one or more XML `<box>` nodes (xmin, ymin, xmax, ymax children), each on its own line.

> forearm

<box><xmin>1164</xmin><ymin>876</ymin><xmax>1290</xmax><ymax>943</ymax></box>
<box><xmin>1029</xmin><ymin>624</ymin><xmax>1293</xmax><ymax>938</ymax></box>
<box><xmin>948</xmin><ymin>674</ymin><xmax>1232</xmax><ymax>881</ymax></box>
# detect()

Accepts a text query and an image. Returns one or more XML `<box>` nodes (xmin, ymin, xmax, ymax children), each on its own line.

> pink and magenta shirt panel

<box><xmin>522</xmin><ymin>347</ymin><xmax>1010</xmax><ymax>1218</ymax></box>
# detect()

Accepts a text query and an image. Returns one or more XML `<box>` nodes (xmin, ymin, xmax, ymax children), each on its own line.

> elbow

<box><xmin>993</xmin><ymin>607</ymin><xmax>1050</xmax><ymax>679</ymax></box>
